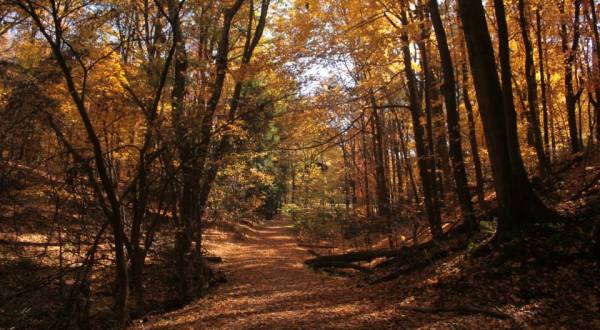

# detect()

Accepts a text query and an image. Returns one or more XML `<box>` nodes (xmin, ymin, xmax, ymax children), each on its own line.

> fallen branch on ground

<box><xmin>370</xmin><ymin>240</ymin><xmax>469</xmax><ymax>284</ymax></box>
<box><xmin>306</xmin><ymin>249</ymin><xmax>321</xmax><ymax>257</ymax></box>
<box><xmin>311</xmin><ymin>261</ymin><xmax>373</xmax><ymax>273</ymax></box>
<box><xmin>203</xmin><ymin>256</ymin><xmax>223</xmax><ymax>263</ymax></box>
<box><xmin>394</xmin><ymin>304</ymin><xmax>515</xmax><ymax>321</ymax></box>
<box><xmin>305</xmin><ymin>241</ymin><xmax>436</xmax><ymax>268</ymax></box>
<box><xmin>239</xmin><ymin>219</ymin><xmax>257</xmax><ymax>228</ymax></box>
<box><xmin>306</xmin><ymin>246</ymin><xmax>419</xmax><ymax>267</ymax></box>
<box><xmin>297</xmin><ymin>243</ymin><xmax>337</xmax><ymax>249</ymax></box>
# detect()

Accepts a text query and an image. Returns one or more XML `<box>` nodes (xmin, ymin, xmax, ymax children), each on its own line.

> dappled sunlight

<box><xmin>138</xmin><ymin>219</ymin><xmax>519</xmax><ymax>329</ymax></box>
<box><xmin>139</xmin><ymin>219</ymin><xmax>400</xmax><ymax>329</ymax></box>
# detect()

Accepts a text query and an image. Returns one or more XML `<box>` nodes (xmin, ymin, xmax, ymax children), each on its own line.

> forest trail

<box><xmin>139</xmin><ymin>219</ymin><xmax>510</xmax><ymax>329</ymax></box>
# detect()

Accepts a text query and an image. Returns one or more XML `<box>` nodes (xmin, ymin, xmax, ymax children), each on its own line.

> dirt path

<box><xmin>139</xmin><ymin>219</ymin><xmax>508</xmax><ymax>329</ymax></box>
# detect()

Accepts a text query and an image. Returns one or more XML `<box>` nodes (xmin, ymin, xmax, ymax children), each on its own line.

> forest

<box><xmin>0</xmin><ymin>0</ymin><xmax>599</xmax><ymax>328</ymax></box>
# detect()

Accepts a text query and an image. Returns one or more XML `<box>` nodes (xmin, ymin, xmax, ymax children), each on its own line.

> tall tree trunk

<box><xmin>166</xmin><ymin>0</ymin><xmax>195</xmax><ymax>303</ymax></box>
<box><xmin>341</xmin><ymin>138</ymin><xmax>351</xmax><ymax>212</ymax></box>
<box><xmin>458</xmin><ymin>0</ymin><xmax>554</xmax><ymax>239</ymax></box>
<box><xmin>20</xmin><ymin>6</ymin><xmax>131</xmax><ymax>323</ymax></box>
<box><xmin>428</xmin><ymin>0</ymin><xmax>475</xmax><ymax>230</ymax></box>
<box><xmin>493</xmin><ymin>0</ymin><xmax>528</xmax><ymax>179</ymax></box>
<box><xmin>360</xmin><ymin>113</ymin><xmax>373</xmax><ymax>218</ymax></box>
<box><xmin>434</xmin><ymin>91</ymin><xmax>453</xmax><ymax>196</ymax></box>
<box><xmin>560</xmin><ymin>0</ymin><xmax>582</xmax><ymax>153</ymax></box>
<box><xmin>350</xmin><ymin>141</ymin><xmax>359</xmax><ymax>208</ymax></box>
<box><xmin>589</xmin><ymin>0</ymin><xmax>600</xmax><ymax>143</ymax></box>
<box><xmin>536</xmin><ymin>6</ymin><xmax>551</xmax><ymax>159</ymax></box>
<box><xmin>462</xmin><ymin>64</ymin><xmax>487</xmax><ymax>209</ymax></box>
<box><xmin>190</xmin><ymin>0</ymin><xmax>247</xmax><ymax>256</ymax></box>
<box><xmin>370</xmin><ymin>96</ymin><xmax>391</xmax><ymax>216</ymax></box>
<box><xmin>391</xmin><ymin>126</ymin><xmax>404</xmax><ymax>200</ymax></box>
<box><xmin>518</xmin><ymin>0</ymin><xmax>551</xmax><ymax>177</ymax></box>
<box><xmin>399</xmin><ymin>8</ymin><xmax>443</xmax><ymax>239</ymax></box>
<box><xmin>417</xmin><ymin>27</ymin><xmax>446</xmax><ymax>206</ymax></box>
<box><xmin>395</xmin><ymin>115</ymin><xmax>420</xmax><ymax>205</ymax></box>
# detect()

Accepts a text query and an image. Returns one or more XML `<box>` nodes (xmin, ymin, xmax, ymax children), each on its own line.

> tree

<box><xmin>517</xmin><ymin>0</ymin><xmax>551</xmax><ymax>177</ymax></box>
<box><xmin>457</xmin><ymin>0</ymin><xmax>554</xmax><ymax>238</ymax></box>
<box><xmin>397</xmin><ymin>6</ymin><xmax>443</xmax><ymax>239</ymax></box>
<box><xmin>560</xmin><ymin>0</ymin><xmax>583</xmax><ymax>153</ymax></box>
<box><xmin>428</xmin><ymin>0</ymin><xmax>475</xmax><ymax>230</ymax></box>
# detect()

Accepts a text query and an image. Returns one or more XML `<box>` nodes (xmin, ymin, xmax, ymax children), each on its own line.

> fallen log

<box><xmin>321</xmin><ymin>267</ymin><xmax>353</xmax><ymax>277</ymax></box>
<box><xmin>373</xmin><ymin>256</ymin><xmax>403</xmax><ymax>269</ymax></box>
<box><xmin>297</xmin><ymin>243</ymin><xmax>337</xmax><ymax>249</ymax></box>
<box><xmin>305</xmin><ymin>241</ymin><xmax>436</xmax><ymax>268</ymax></box>
<box><xmin>305</xmin><ymin>248</ymin><xmax>408</xmax><ymax>266</ymax></box>
<box><xmin>314</xmin><ymin>261</ymin><xmax>373</xmax><ymax>274</ymax></box>
<box><xmin>370</xmin><ymin>240</ymin><xmax>469</xmax><ymax>284</ymax></box>
<box><xmin>239</xmin><ymin>219</ymin><xmax>257</xmax><ymax>228</ymax></box>
<box><xmin>394</xmin><ymin>304</ymin><xmax>515</xmax><ymax>321</ymax></box>
<box><xmin>306</xmin><ymin>249</ymin><xmax>321</xmax><ymax>257</ymax></box>
<box><xmin>203</xmin><ymin>256</ymin><xmax>223</xmax><ymax>263</ymax></box>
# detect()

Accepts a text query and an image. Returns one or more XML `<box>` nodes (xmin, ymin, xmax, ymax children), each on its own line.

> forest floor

<box><xmin>2</xmin><ymin>152</ymin><xmax>599</xmax><ymax>329</ymax></box>
<box><xmin>135</xmin><ymin>213</ymin><xmax>599</xmax><ymax>329</ymax></box>
<box><xmin>136</xmin><ymin>219</ymin><xmax>505</xmax><ymax>329</ymax></box>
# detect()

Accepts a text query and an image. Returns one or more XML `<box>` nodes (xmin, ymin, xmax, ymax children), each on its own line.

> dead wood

<box><xmin>304</xmin><ymin>241</ymin><xmax>437</xmax><ymax>268</ymax></box>
<box><xmin>312</xmin><ymin>261</ymin><xmax>373</xmax><ymax>273</ymax></box>
<box><xmin>203</xmin><ymin>256</ymin><xmax>223</xmax><ymax>263</ymax></box>
<box><xmin>306</xmin><ymin>249</ymin><xmax>321</xmax><ymax>257</ymax></box>
<box><xmin>370</xmin><ymin>240</ymin><xmax>468</xmax><ymax>284</ymax></box>
<box><xmin>394</xmin><ymin>304</ymin><xmax>515</xmax><ymax>321</ymax></box>
<box><xmin>297</xmin><ymin>243</ymin><xmax>337</xmax><ymax>249</ymax></box>
<box><xmin>305</xmin><ymin>247</ymin><xmax>415</xmax><ymax>267</ymax></box>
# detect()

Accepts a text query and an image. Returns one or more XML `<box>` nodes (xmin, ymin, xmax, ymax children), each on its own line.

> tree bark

<box><xmin>192</xmin><ymin>0</ymin><xmax>246</xmax><ymax>255</ymax></box>
<box><xmin>589</xmin><ymin>0</ymin><xmax>600</xmax><ymax>143</ymax></box>
<box><xmin>395</xmin><ymin>116</ymin><xmax>420</xmax><ymax>205</ymax></box>
<box><xmin>399</xmin><ymin>8</ymin><xmax>443</xmax><ymax>239</ymax></box>
<box><xmin>462</xmin><ymin>64</ymin><xmax>486</xmax><ymax>209</ymax></box>
<box><xmin>360</xmin><ymin>113</ymin><xmax>373</xmax><ymax>218</ymax></box>
<box><xmin>560</xmin><ymin>0</ymin><xmax>582</xmax><ymax>153</ymax></box>
<box><xmin>535</xmin><ymin>6</ymin><xmax>551</xmax><ymax>159</ymax></box>
<box><xmin>370</xmin><ymin>95</ymin><xmax>391</xmax><ymax>217</ymax></box>
<box><xmin>458</xmin><ymin>0</ymin><xmax>554</xmax><ymax>239</ymax></box>
<box><xmin>428</xmin><ymin>0</ymin><xmax>475</xmax><ymax>230</ymax></box>
<box><xmin>18</xmin><ymin>3</ymin><xmax>130</xmax><ymax>324</ymax></box>
<box><xmin>518</xmin><ymin>0</ymin><xmax>551</xmax><ymax>178</ymax></box>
